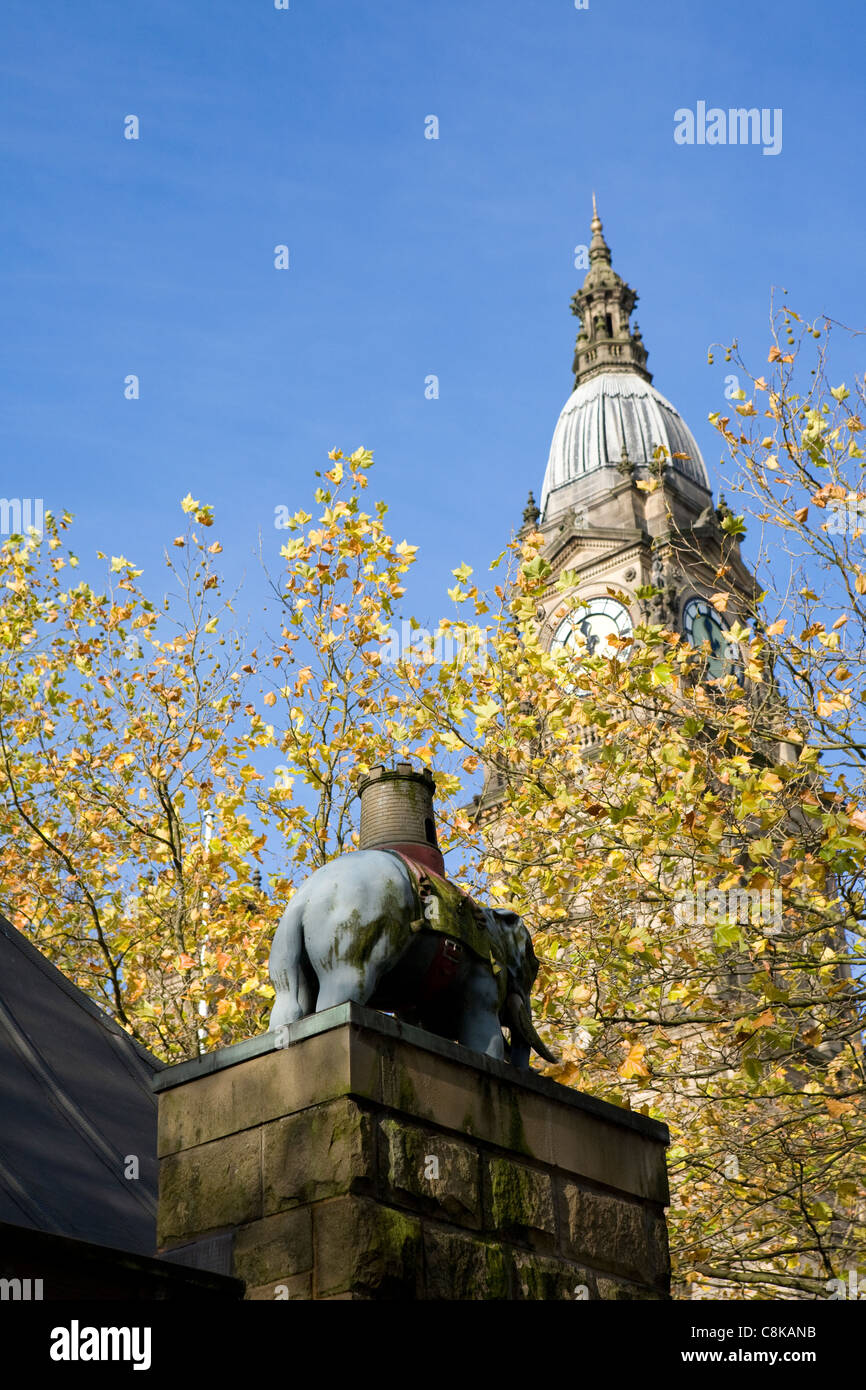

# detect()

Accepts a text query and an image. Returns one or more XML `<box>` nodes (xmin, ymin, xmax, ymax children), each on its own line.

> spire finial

<box><xmin>588</xmin><ymin>193</ymin><xmax>610</xmax><ymax>266</ymax></box>
<box><xmin>522</xmin><ymin>489</ymin><xmax>541</xmax><ymax>529</ymax></box>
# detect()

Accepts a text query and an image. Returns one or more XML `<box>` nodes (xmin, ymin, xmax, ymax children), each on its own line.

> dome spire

<box><xmin>589</xmin><ymin>192</ymin><xmax>610</xmax><ymax>265</ymax></box>
<box><xmin>570</xmin><ymin>200</ymin><xmax>651</xmax><ymax>388</ymax></box>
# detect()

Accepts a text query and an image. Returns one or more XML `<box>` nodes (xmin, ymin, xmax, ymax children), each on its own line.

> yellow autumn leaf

<box><xmin>619</xmin><ymin>1043</ymin><xmax>650</xmax><ymax>1079</ymax></box>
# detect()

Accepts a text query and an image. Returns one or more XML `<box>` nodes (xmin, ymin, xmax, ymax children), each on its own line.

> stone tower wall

<box><xmin>358</xmin><ymin>762</ymin><xmax>438</xmax><ymax>852</ymax></box>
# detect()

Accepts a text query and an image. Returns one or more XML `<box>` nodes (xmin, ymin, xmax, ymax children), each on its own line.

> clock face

<box><xmin>551</xmin><ymin>597</ymin><xmax>633</xmax><ymax>660</ymax></box>
<box><xmin>682</xmin><ymin>597</ymin><xmax>733</xmax><ymax>677</ymax></box>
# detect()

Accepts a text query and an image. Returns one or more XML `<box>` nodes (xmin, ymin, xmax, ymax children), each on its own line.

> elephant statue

<box><xmin>268</xmin><ymin>847</ymin><xmax>556</xmax><ymax>1068</ymax></box>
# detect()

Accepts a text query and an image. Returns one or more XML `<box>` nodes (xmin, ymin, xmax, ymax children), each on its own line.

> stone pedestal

<box><xmin>154</xmin><ymin>1004</ymin><xmax>670</xmax><ymax>1300</ymax></box>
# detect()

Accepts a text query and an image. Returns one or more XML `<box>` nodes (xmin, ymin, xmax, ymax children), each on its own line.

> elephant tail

<box><xmin>268</xmin><ymin>894</ymin><xmax>310</xmax><ymax>1031</ymax></box>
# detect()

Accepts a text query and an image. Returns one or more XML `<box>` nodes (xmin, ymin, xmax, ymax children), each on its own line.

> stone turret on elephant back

<box><xmin>268</xmin><ymin>762</ymin><xmax>557</xmax><ymax>1068</ymax></box>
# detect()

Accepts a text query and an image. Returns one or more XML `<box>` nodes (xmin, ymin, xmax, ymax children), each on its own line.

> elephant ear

<box><xmin>523</xmin><ymin>933</ymin><xmax>540</xmax><ymax>984</ymax></box>
<box><xmin>512</xmin><ymin>932</ymin><xmax>539</xmax><ymax>998</ymax></box>
<box><xmin>490</xmin><ymin>909</ymin><xmax>539</xmax><ymax>995</ymax></box>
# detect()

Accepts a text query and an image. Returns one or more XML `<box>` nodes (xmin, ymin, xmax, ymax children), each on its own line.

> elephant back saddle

<box><xmin>381</xmin><ymin>848</ymin><xmax>506</xmax><ymax>979</ymax></box>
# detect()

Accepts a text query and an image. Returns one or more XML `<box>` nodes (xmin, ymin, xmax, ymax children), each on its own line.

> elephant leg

<box><xmin>457</xmin><ymin>967</ymin><xmax>506</xmax><ymax>1060</ymax></box>
<box><xmin>296</xmin><ymin>963</ymin><xmax>316</xmax><ymax>1016</ymax></box>
<box><xmin>314</xmin><ymin>960</ymin><xmax>378</xmax><ymax>1012</ymax></box>
<box><xmin>269</xmin><ymin>901</ymin><xmax>310</xmax><ymax>1030</ymax></box>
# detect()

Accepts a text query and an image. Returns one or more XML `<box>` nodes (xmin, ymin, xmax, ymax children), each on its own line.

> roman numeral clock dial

<box><xmin>550</xmin><ymin>597</ymin><xmax>633</xmax><ymax>661</ymax></box>
<box><xmin>682</xmin><ymin>597</ymin><xmax>736</xmax><ymax>679</ymax></box>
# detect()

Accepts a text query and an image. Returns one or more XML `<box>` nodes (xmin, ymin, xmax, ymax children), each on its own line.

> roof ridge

<box><xmin>0</xmin><ymin>914</ymin><xmax>163</xmax><ymax>1075</ymax></box>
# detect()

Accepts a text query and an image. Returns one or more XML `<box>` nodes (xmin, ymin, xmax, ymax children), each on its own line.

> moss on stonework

<box><xmin>503</xmin><ymin>1087</ymin><xmax>531</xmax><ymax>1157</ymax></box>
<box><xmin>514</xmin><ymin>1260</ymin><xmax>581</xmax><ymax>1301</ymax></box>
<box><xmin>387</xmin><ymin>1057</ymin><xmax>423</xmax><ymax>1118</ymax></box>
<box><xmin>516</xmin><ymin>1263</ymin><xmax>547</xmax><ymax>1300</ymax></box>
<box><xmin>481</xmin><ymin>1245</ymin><xmax>511</xmax><ymax>1299</ymax></box>
<box><xmin>462</xmin><ymin>1080</ymin><xmax>532</xmax><ymax>1160</ymax></box>
<box><xmin>490</xmin><ymin>1162</ymin><xmax>531</xmax><ymax>1225</ymax></box>
<box><xmin>424</xmin><ymin>1228</ymin><xmax>511</xmax><ymax>1300</ymax></box>
<box><xmin>327</xmin><ymin>1105</ymin><xmax>360</xmax><ymax>1148</ymax></box>
<box><xmin>355</xmin><ymin>1205</ymin><xmax>422</xmax><ymax>1296</ymax></box>
<box><xmin>378</xmin><ymin>1206</ymin><xmax>421</xmax><ymax>1253</ymax></box>
<box><xmin>321</xmin><ymin>1101</ymin><xmax>368</xmax><ymax>1178</ymax></box>
<box><xmin>487</xmin><ymin>1157</ymin><xmax>550</xmax><ymax>1231</ymax></box>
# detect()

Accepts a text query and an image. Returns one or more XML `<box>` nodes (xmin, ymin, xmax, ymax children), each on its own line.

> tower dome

<box><xmin>540</xmin><ymin>372</ymin><xmax>710</xmax><ymax>518</ymax></box>
<box><xmin>540</xmin><ymin>199</ymin><xmax>711</xmax><ymax>522</ymax></box>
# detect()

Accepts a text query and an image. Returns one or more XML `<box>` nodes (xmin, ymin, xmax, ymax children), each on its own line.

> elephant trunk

<box><xmin>504</xmin><ymin>991</ymin><xmax>559</xmax><ymax>1064</ymax></box>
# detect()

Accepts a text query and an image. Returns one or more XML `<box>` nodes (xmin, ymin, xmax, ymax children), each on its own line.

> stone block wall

<box><xmin>155</xmin><ymin>1004</ymin><xmax>670</xmax><ymax>1301</ymax></box>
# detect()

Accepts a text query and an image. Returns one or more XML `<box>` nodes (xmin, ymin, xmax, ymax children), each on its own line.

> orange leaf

<box><xmin>825</xmin><ymin>1098</ymin><xmax>855</xmax><ymax>1118</ymax></box>
<box><xmin>619</xmin><ymin>1043</ymin><xmax>650</xmax><ymax>1079</ymax></box>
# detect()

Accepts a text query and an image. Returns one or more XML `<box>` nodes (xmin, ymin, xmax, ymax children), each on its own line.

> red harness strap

<box><xmin>417</xmin><ymin>935</ymin><xmax>464</xmax><ymax>1004</ymax></box>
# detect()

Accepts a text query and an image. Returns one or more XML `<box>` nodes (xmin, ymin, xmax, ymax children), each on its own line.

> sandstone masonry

<box><xmin>154</xmin><ymin>1004</ymin><xmax>670</xmax><ymax>1301</ymax></box>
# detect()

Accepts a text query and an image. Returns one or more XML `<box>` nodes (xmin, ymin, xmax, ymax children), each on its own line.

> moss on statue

<box><xmin>332</xmin><ymin>871</ymin><xmax>422</xmax><ymax>975</ymax></box>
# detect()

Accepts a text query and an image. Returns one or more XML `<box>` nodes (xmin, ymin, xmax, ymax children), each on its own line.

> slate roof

<box><xmin>0</xmin><ymin>913</ymin><xmax>162</xmax><ymax>1255</ymax></box>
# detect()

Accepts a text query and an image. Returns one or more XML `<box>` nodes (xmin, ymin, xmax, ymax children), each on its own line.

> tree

<box><xmin>402</xmin><ymin>304</ymin><xmax>866</xmax><ymax>1299</ymax></box>
<box><xmin>0</xmin><ymin>498</ymin><xmax>274</xmax><ymax>1057</ymax></box>
<box><xmin>1</xmin><ymin>323</ymin><xmax>862</xmax><ymax>1297</ymax></box>
<box><xmin>0</xmin><ymin>452</ymin><xmax>443</xmax><ymax>1059</ymax></box>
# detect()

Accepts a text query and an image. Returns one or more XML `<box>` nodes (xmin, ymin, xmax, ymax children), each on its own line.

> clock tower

<box><xmin>526</xmin><ymin>199</ymin><xmax>755</xmax><ymax>674</ymax></box>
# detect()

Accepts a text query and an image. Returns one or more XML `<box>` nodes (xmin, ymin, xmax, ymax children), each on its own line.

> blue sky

<box><xmin>2</xmin><ymin>0</ymin><xmax>865</xmax><ymax>631</ymax></box>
